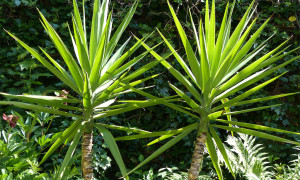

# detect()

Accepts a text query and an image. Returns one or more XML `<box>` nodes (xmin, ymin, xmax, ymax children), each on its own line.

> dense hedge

<box><xmin>0</xmin><ymin>0</ymin><xmax>299</xmax><ymax>178</ymax></box>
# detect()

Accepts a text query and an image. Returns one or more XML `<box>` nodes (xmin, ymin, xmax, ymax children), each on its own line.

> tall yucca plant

<box><xmin>0</xmin><ymin>0</ymin><xmax>172</xmax><ymax>179</ymax></box>
<box><xmin>116</xmin><ymin>0</ymin><xmax>300</xmax><ymax>179</ymax></box>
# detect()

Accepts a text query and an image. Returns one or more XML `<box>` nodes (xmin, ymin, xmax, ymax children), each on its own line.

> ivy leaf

<box><xmin>18</xmin><ymin>61</ymin><xmax>37</xmax><ymax>71</ymax></box>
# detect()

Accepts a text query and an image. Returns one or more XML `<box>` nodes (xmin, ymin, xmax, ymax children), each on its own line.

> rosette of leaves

<box><xmin>115</xmin><ymin>0</ymin><xmax>300</xmax><ymax>179</ymax></box>
<box><xmin>0</xmin><ymin>0</ymin><xmax>174</xmax><ymax>179</ymax></box>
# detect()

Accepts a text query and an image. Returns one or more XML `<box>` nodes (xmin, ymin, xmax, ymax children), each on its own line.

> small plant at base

<box><xmin>0</xmin><ymin>111</ymin><xmax>50</xmax><ymax>179</ymax></box>
<box><xmin>274</xmin><ymin>146</ymin><xmax>300</xmax><ymax>180</ymax></box>
<box><xmin>221</xmin><ymin>133</ymin><xmax>273</xmax><ymax>179</ymax></box>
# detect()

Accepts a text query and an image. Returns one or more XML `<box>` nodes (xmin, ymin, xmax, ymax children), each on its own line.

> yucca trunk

<box><xmin>82</xmin><ymin>130</ymin><xmax>93</xmax><ymax>179</ymax></box>
<box><xmin>188</xmin><ymin>117</ymin><xmax>208</xmax><ymax>180</ymax></box>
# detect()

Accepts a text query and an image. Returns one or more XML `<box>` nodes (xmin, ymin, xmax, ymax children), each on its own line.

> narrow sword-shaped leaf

<box><xmin>111</xmin><ymin>86</ymin><xmax>155</xmax><ymax>98</ymax></box>
<box><xmin>167</xmin><ymin>0</ymin><xmax>202</xmax><ymax>86</ymax></box>
<box><xmin>94</xmin><ymin>72</ymin><xmax>128</xmax><ymax>106</ymax></box>
<box><xmin>83</xmin><ymin>73</ymin><xmax>92</xmax><ymax>109</ymax></box>
<box><xmin>94</xmin><ymin>125</ymin><xmax>129</xmax><ymax>180</ymax></box>
<box><xmin>209</xmin><ymin>127</ymin><xmax>235</xmax><ymax>178</ymax></box>
<box><xmin>105</xmin><ymin>0</ymin><xmax>138</xmax><ymax>59</ymax></box>
<box><xmin>213</xmin><ymin>73</ymin><xmax>286</xmax><ymax>110</ymax></box>
<box><xmin>255</xmin><ymin>47</ymin><xmax>300</xmax><ymax>71</ymax></box>
<box><xmin>211</xmin><ymin>2</ymin><xmax>229</xmax><ymax>76</ymax></box>
<box><xmin>39</xmin><ymin>47</ymin><xmax>80</xmax><ymax>94</ymax></box>
<box><xmin>219</xmin><ymin>0</ymin><xmax>255</xmax><ymax>64</ymax></box>
<box><xmin>89</xmin><ymin>0</ymin><xmax>108</xmax><ymax>63</ymax></box>
<box><xmin>100</xmin><ymin>37</ymin><xmax>130</xmax><ymax>77</ymax></box>
<box><xmin>0</xmin><ymin>101</ymin><xmax>80</xmax><ymax>118</ymax></box>
<box><xmin>216</xmin><ymin>68</ymin><xmax>269</xmax><ymax>101</ymax></box>
<box><xmin>94</xmin><ymin>123</ymin><xmax>150</xmax><ymax>134</ymax></box>
<box><xmin>223</xmin><ymin>104</ymin><xmax>281</xmax><ymax>116</ymax></box>
<box><xmin>122</xmin><ymin>52</ymin><xmax>172</xmax><ymax>83</ymax></box>
<box><xmin>205</xmin><ymin>0</ymin><xmax>210</xmax><ymax>41</ymax></box>
<box><xmin>221</xmin><ymin>33</ymin><xmax>276</xmax><ymax>84</ymax></box>
<box><xmin>113</xmin><ymin>74</ymin><xmax>160</xmax><ymax>94</ymax></box>
<box><xmin>115</xmin><ymin>123</ymin><xmax>197</xmax><ymax>141</ymax></box>
<box><xmin>207</xmin><ymin>0</ymin><xmax>216</xmax><ymax>65</ymax></box>
<box><xmin>212</xmin><ymin>18</ymin><xmax>257</xmax><ymax>88</ymax></box>
<box><xmin>222</xmin><ymin>0</ymin><xmax>235</xmax><ymax>51</ymax></box>
<box><xmin>5</xmin><ymin>31</ymin><xmax>81</xmax><ymax>95</ymax></box>
<box><xmin>146</xmin><ymin>134</ymin><xmax>174</xmax><ymax>146</ymax></box>
<box><xmin>169</xmin><ymin>83</ymin><xmax>200</xmax><ymax>110</ymax></box>
<box><xmin>38</xmin><ymin>10</ymin><xmax>84</xmax><ymax>92</ymax></box>
<box><xmin>206</xmin><ymin>133</ymin><xmax>223</xmax><ymax>180</ymax></box>
<box><xmin>213</xmin><ymin>119</ymin><xmax>300</xmax><ymax>136</ymax></box>
<box><xmin>72</xmin><ymin>0</ymin><xmax>87</xmax><ymax>48</ymax></box>
<box><xmin>68</xmin><ymin>22</ymin><xmax>81</xmax><ymax>66</ymax></box>
<box><xmin>218</xmin><ymin>38</ymin><xmax>290</xmax><ymax>93</ymax></box>
<box><xmin>208</xmin><ymin>111</ymin><xmax>223</xmax><ymax>120</ymax></box>
<box><xmin>93</xmin><ymin>98</ymin><xmax>172</xmax><ymax>120</ymax></box>
<box><xmin>229</xmin><ymin>18</ymin><xmax>271</xmax><ymax>70</ymax></box>
<box><xmin>212</xmin><ymin>125</ymin><xmax>300</xmax><ymax>146</ymax></box>
<box><xmin>0</xmin><ymin>92</ymin><xmax>80</xmax><ymax>104</ymax></box>
<box><xmin>218</xmin><ymin>45</ymin><xmax>266</xmax><ymax>87</ymax></box>
<box><xmin>82</xmin><ymin>0</ymin><xmax>86</xmax><ymax>36</ymax></box>
<box><xmin>124</xmin><ymin>125</ymin><xmax>196</xmax><ymax>177</ymax></box>
<box><xmin>198</xmin><ymin>19</ymin><xmax>210</xmax><ymax>96</ymax></box>
<box><xmin>0</xmin><ymin>93</ymin><xmax>81</xmax><ymax>111</ymax></box>
<box><xmin>121</xmin><ymin>85</ymin><xmax>200</xmax><ymax>119</ymax></box>
<box><xmin>136</xmin><ymin>38</ymin><xmax>203</xmax><ymax>105</ymax></box>
<box><xmin>232</xmin><ymin>92</ymin><xmax>299</xmax><ymax>107</ymax></box>
<box><xmin>217</xmin><ymin>54</ymin><xmax>299</xmax><ymax>102</ymax></box>
<box><xmin>72</xmin><ymin>15</ymin><xmax>90</xmax><ymax>74</ymax></box>
<box><xmin>89</xmin><ymin>12</ymin><xmax>112</xmax><ymax>90</ymax></box>
<box><xmin>58</xmin><ymin>125</ymin><xmax>83</xmax><ymax>178</ymax></box>
<box><xmin>156</xmin><ymin>28</ymin><xmax>198</xmax><ymax>86</ymax></box>
<box><xmin>40</xmin><ymin>118</ymin><xmax>81</xmax><ymax>164</ymax></box>
<box><xmin>112</xmin><ymin>44</ymin><xmax>163</xmax><ymax>82</ymax></box>
<box><xmin>99</xmin><ymin>33</ymin><xmax>155</xmax><ymax>84</ymax></box>
<box><xmin>221</xmin><ymin>98</ymin><xmax>233</xmax><ymax>136</ymax></box>
<box><xmin>189</xmin><ymin>8</ymin><xmax>202</xmax><ymax>64</ymax></box>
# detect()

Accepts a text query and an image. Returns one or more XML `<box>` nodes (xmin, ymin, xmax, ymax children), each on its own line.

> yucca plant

<box><xmin>115</xmin><ymin>0</ymin><xmax>300</xmax><ymax>179</ymax></box>
<box><xmin>0</xmin><ymin>0</ymin><xmax>174</xmax><ymax>179</ymax></box>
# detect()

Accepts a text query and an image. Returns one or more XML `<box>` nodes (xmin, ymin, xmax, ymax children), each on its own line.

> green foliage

<box><xmin>1</xmin><ymin>0</ymin><xmax>178</xmax><ymax>178</ymax></box>
<box><xmin>221</xmin><ymin>133</ymin><xmax>273</xmax><ymax>179</ymax></box>
<box><xmin>129</xmin><ymin>0</ymin><xmax>299</xmax><ymax>178</ymax></box>
<box><xmin>0</xmin><ymin>0</ymin><xmax>299</xmax><ymax>179</ymax></box>
<box><xmin>273</xmin><ymin>146</ymin><xmax>300</xmax><ymax>179</ymax></box>
<box><xmin>156</xmin><ymin>167</ymin><xmax>213</xmax><ymax>180</ymax></box>
<box><xmin>50</xmin><ymin>164</ymin><xmax>80</xmax><ymax>180</ymax></box>
<box><xmin>0</xmin><ymin>111</ymin><xmax>52</xmax><ymax>179</ymax></box>
<box><xmin>219</xmin><ymin>133</ymin><xmax>300</xmax><ymax>180</ymax></box>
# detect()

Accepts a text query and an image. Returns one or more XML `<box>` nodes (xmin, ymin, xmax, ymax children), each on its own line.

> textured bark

<box><xmin>188</xmin><ymin>132</ymin><xmax>207</xmax><ymax>180</ymax></box>
<box><xmin>82</xmin><ymin>131</ymin><xmax>93</xmax><ymax>180</ymax></box>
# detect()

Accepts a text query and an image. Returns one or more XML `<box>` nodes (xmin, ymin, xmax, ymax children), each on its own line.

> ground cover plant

<box><xmin>0</xmin><ymin>0</ymin><xmax>177</xmax><ymax>179</ymax></box>
<box><xmin>0</xmin><ymin>111</ymin><xmax>50</xmax><ymax>180</ymax></box>
<box><xmin>113</xmin><ymin>0</ymin><xmax>300</xmax><ymax>179</ymax></box>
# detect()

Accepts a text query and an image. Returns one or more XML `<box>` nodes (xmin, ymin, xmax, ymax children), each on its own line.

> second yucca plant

<box><xmin>117</xmin><ymin>0</ymin><xmax>300</xmax><ymax>179</ymax></box>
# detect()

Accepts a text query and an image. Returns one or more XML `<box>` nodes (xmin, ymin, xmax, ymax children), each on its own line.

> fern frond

<box><xmin>220</xmin><ymin>133</ymin><xmax>273</xmax><ymax>179</ymax></box>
